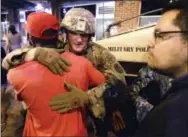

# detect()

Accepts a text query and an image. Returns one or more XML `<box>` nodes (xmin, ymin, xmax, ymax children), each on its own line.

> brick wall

<box><xmin>114</xmin><ymin>0</ymin><xmax>141</xmax><ymax>33</ymax></box>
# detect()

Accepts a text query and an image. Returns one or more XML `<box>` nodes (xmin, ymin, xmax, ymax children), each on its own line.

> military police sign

<box><xmin>96</xmin><ymin>24</ymin><xmax>155</xmax><ymax>63</ymax></box>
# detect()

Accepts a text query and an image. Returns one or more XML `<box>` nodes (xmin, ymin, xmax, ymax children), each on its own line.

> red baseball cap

<box><xmin>24</xmin><ymin>12</ymin><xmax>59</xmax><ymax>39</ymax></box>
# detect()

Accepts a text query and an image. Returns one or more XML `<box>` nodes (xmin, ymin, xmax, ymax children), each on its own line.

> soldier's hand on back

<box><xmin>49</xmin><ymin>82</ymin><xmax>89</xmax><ymax>113</ymax></box>
<box><xmin>34</xmin><ymin>47</ymin><xmax>71</xmax><ymax>75</ymax></box>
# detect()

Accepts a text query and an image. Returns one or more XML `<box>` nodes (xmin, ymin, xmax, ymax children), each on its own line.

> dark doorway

<box><xmin>141</xmin><ymin>0</ymin><xmax>170</xmax><ymax>15</ymax></box>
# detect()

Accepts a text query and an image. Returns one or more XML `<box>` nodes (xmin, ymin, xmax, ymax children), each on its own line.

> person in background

<box><xmin>6</xmin><ymin>25</ymin><xmax>22</xmax><ymax>52</ymax></box>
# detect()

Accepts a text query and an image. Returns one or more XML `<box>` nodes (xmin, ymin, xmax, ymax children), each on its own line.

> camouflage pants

<box><xmin>1</xmin><ymin>88</ymin><xmax>25</xmax><ymax>137</ymax></box>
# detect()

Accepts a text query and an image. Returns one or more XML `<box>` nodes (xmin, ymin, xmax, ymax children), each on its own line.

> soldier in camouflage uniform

<box><xmin>2</xmin><ymin>8</ymin><xmax>127</xmax><ymax>136</ymax></box>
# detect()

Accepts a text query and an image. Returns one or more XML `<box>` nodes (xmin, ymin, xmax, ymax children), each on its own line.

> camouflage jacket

<box><xmin>133</xmin><ymin>67</ymin><xmax>173</xmax><ymax>122</ymax></box>
<box><xmin>2</xmin><ymin>42</ymin><xmax>126</xmax><ymax>119</ymax></box>
<box><xmin>1</xmin><ymin>89</ymin><xmax>25</xmax><ymax>137</ymax></box>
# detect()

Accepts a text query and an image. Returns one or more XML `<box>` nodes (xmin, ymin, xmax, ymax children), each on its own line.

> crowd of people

<box><xmin>1</xmin><ymin>0</ymin><xmax>188</xmax><ymax>137</ymax></box>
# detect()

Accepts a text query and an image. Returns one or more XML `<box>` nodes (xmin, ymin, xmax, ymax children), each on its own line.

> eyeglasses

<box><xmin>154</xmin><ymin>31</ymin><xmax>188</xmax><ymax>43</ymax></box>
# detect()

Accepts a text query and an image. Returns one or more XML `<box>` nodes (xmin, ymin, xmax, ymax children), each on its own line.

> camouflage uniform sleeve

<box><xmin>149</xmin><ymin>70</ymin><xmax>173</xmax><ymax>97</ymax></box>
<box><xmin>134</xmin><ymin>97</ymin><xmax>153</xmax><ymax>122</ymax></box>
<box><xmin>133</xmin><ymin>66</ymin><xmax>172</xmax><ymax>122</ymax></box>
<box><xmin>131</xmin><ymin>67</ymin><xmax>156</xmax><ymax>122</ymax></box>
<box><xmin>2</xmin><ymin>46</ymin><xmax>33</xmax><ymax>70</ymax></box>
<box><xmin>138</xmin><ymin>66</ymin><xmax>173</xmax><ymax>98</ymax></box>
<box><xmin>2</xmin><ymin>45</ymin><xmax>65</xmax><ymax>71</ymax></box>
<box><xmin>87</xmin><ymin>48</ymin><xmax>126</xmax><ymax>119</ymax></box>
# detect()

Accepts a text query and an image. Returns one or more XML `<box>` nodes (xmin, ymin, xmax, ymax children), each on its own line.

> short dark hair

<box><xmin>30</xmin><ymin>28</ymin><xmax>58</xmax><ymax>48</ymax></box>
<box><xmin>163</xmin><ymin>0</ymin><xmax>188</xmax><ymax>41</ymax></box>
<box><xmin>31</xmin><ymin>36</ymin><xmax>58</xmax><ymax>48</ymax></box>
<box><xmin>8</xmin><ymin>25</ymin><xmax>17</xmax><ymax>35</ymax></box>
<box><xmin>174</xmin><ymin>9</ymin><xmax>188</xmax><ymax>41</ymax></box>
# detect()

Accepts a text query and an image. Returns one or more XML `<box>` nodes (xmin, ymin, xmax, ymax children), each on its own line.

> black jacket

<box><xmin>134</xmin><ymin>74</ymin><xmax>188</xmax><ymax>137</ymax></box>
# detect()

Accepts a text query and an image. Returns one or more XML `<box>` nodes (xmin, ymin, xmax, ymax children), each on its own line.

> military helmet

<box><xmin>60</xmin><ymin>8</ymin><xmax>95</xmax><ymax>35</ymax></box>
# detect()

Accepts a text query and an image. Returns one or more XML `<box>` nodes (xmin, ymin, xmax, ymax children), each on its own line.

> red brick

<box><xmin>115</xmin><ymin>0</ymin><xmax>141</xmax><ymax>33</ymax></box>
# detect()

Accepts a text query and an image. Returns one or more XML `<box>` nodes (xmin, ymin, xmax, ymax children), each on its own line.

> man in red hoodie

<box><xmin>7</xmin><ymin>12</ymin><xmax>105</xmax><ymax>136</ymax></box>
